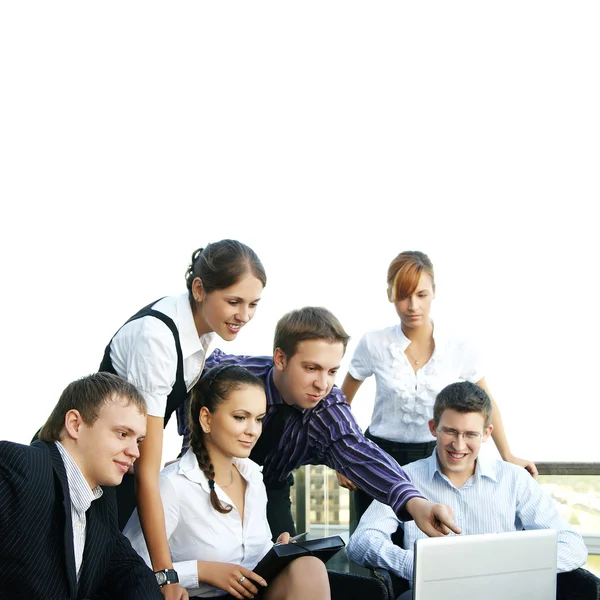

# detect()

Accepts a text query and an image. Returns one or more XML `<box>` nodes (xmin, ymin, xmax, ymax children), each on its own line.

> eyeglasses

<box><xmin>437</xmin><ymin>427</ymin><xmax>483</xmax><ymax>442</ymax></box>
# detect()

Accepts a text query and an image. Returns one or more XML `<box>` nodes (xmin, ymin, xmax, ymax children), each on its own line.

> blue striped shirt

<box><xmin>195</xmin><ymin>349</ymin><xmax>426</xmax><ymax>520</ymax></box>
<box><xmin>346</xmin><ymin>451</ymin><xmax>588</xmax><ymax>581</ymax></box>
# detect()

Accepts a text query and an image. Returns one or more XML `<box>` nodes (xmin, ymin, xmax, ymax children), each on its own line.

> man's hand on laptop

<box><xmin>406</xmin><ymin>498</ymin><xmax>462</xmax><ymax>537</ymax></box>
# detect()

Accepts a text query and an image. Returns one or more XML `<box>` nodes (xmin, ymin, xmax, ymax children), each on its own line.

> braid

<box><xmin>189</xmin><ymin>417</ymin><xmax>232</xmax><ymax>514</ymax></box>
<box><xmin>188</xmin><ymin>364</ymin><xmax>264</xmax><ymax>514</ymax></box>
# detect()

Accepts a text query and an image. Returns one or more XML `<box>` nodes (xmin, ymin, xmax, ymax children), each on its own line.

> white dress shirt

<box><xmin>55</xmin><ymin>442</ymin><xmax>103</xmax><ymax>581</ymax></box>
<box><xmin>109</xmin><ymin>294</ymin><xmax>214</xmax><ymax>417</ymax></box>
<box><xmin>347</xmin><ymin>452</ymin><xmax>588</xmax><ymax>583</ymax></box>
<box><xmin>124</xmin><ymin>450</ymin><xmax>273</xmax><ymax>597</ymax></box>
<box><xmin>348</xmin><ymin>323</ymin><xmax>484</xmax><ymax>442</ymax></box>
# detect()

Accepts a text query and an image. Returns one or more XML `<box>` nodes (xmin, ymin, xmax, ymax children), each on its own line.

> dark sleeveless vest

<box><xmin>99</xmin><ymin>298</ymin><xmax>187</xmax><ymax>428</ymax></box>
<box><xmin>99</xmin><ymin>298</ymin><xmax>189</xmax><ymax>530</ymax></box>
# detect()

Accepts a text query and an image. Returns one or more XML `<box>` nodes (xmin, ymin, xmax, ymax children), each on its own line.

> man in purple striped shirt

<box><xmin>186</xmin><ymin>306</ymin><xmax>460</xmax><ymax>541</ymax></box>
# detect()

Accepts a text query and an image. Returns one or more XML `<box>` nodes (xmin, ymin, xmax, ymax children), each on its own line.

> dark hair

<box><xmin>433</xmin><ymin>381</ymin><xmax>492</xmax><ymax>428</ymax></box>
<box><xmin>39</xmin><ymin>372</ymin><xmax>147</xmax><ymax>442</ymax></box>
<box><xmin>185</xmin><ymin>239</ymin><xmax>267</xmax><ymax>301</ymax></box>
<box><xmin>273</xmin><ymin>306</ymin><xmax>350</xmax><ymax>358</ymax></box>
<box><xmin>387</xmin><ymin>250</ymin><xmax>435</xmax><ymax>302</ymax></box>
<box><xmin>189</xmin><ymin>365</ymin><xmax>265</xmax><ymax>514</ymax></box>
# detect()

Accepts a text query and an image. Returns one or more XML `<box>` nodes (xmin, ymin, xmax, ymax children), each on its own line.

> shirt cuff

<box><xmin>390</xmin><ymin>485</ymin><xmax>427</xmax><ymax>522</ymax></box>
<box><xmin>173</xmin><ymin>560</ymin><xmax>199</xmax><ymax>590</ymax></box>
<box><xmin>399</xmin><ymin>549</ymin><xmax>415</xmax><ymax>582</ymax></box>
<box><xmin>139</xmin><ymin>389</ymin><xmax>168</xmax><ymax>418</ymax></box>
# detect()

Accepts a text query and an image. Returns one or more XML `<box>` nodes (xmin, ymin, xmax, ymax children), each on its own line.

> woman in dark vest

<box><xmin>100</xmin><ymin>239</ymin><xmax>266</xmax><ymax>600</ymax></box>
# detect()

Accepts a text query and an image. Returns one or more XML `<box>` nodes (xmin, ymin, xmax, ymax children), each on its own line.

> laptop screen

<box><xmin>413</xmin><ymin>529</ymin><xmax>557</xmax><ymax>600</ymax></box>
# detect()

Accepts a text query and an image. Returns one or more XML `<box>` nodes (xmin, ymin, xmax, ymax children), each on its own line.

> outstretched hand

<box><xmin>406</xmin><ymin>498</ymin><xmax>461</xmax><ymax>537</ymax></box>
<box><xmin>198</xmin><ymin>562</ymin><xmax>267</xmax><ymax>600</ymax></box>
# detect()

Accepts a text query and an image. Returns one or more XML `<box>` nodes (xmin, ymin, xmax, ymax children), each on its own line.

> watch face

<box><xmin>155</xmin><ymin>569</ymin><xmax>178</xmax><ymax>587</ymax></box>
<box><xmin>166</xmin><ymin>570</ymin><xmax>179</xmax><ymax>584</ymax></box>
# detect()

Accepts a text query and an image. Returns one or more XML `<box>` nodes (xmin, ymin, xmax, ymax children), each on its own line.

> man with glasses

<box><xmin>183</xmin><ymin>306</ymin><xmax>461</xmax><ymax>542</ymax></box>
<box><xmin>347</xmin><ymin>381</ymin><xmax>589</xmax><ymax>598</ymax></box>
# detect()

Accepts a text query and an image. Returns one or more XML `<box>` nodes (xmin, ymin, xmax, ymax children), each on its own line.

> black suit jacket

<box><xmin>0</xmin><ymin>440</ymin><xmax>162</xmax><ymax>600</ymax></box>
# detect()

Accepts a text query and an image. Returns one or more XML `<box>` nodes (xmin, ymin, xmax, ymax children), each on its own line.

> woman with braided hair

<box><xmin>124</xmin><ymin>365</ymin><xmax>331</xmax><ymax>600</ymax></box>
<box><xmin>100</xmin><ymin>239</ymin><xmax>266</xmax><ymax>600</ymax></box>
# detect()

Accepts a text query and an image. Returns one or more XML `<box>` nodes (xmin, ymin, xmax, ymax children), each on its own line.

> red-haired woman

<box><xmin>338</xmin><ymin>250</ymin><xmax>536</xmax><ymax>520</ymax></box>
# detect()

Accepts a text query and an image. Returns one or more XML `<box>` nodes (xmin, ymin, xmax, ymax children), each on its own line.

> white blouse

<box><xmin>348</xmin><ymin>323</ymin><xmax>484</xmax><ymax>443</ymax></box>
<box><xmin>109</xmin><ymin>294</ymin><xmax>214</xmax><ymax>417</ymax></box>
<box><xmin>123</xmin><ymin>451</ymin><xmax>273</xmax><ymax>597</ymax></box>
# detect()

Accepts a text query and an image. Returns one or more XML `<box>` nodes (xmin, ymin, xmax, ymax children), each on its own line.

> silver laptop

<box><xmin>413</xmin><ymin>529</ymin><xmax>557</xmax><ymax>600</ymax></box>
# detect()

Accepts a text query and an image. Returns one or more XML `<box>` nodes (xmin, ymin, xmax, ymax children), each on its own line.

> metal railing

<box><xmin>537</xmin><ymin>463</ymin><xmax>600</xmax><ymax>554</ymax></box>
<box><xmin>536</xmin><ymin>463</ymin><xmax>600</xmax><ymax>476</ymax></box>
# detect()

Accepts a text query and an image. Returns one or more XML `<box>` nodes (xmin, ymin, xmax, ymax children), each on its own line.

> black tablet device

<box><xmin>253</xmin><ymin>535</ymin><xmax>345</xmax><ymax>582</ymax></box>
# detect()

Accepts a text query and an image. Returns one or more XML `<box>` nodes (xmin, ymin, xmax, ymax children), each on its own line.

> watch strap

<box><xmin>154</xmin><ymin>568</ymin><xmax>179</xmax><ymax>587</ymax></box>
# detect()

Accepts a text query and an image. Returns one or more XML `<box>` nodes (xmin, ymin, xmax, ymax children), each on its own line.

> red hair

<box><xmin>387</xmin><ymin>251</ymin><xmax>435</xmax><ymax>301</ymax></box>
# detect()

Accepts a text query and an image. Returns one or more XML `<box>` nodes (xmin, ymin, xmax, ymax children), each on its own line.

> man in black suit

<box><xmin>0</xmin><ymin>372</ymin><xmax>164</xmax><ymax>600</ymax></box>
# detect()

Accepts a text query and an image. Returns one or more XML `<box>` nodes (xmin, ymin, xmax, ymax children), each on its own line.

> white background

<box><xmin>0</xmin><ymin>2</ymin><xmax>598</xmax><ymax>464</ymax></box>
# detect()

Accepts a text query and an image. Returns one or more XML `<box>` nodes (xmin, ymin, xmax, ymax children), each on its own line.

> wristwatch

<box><xmin>154</xmin><ymin>569</ymin><xmax>179</xmax><ymax>587</ymax></box>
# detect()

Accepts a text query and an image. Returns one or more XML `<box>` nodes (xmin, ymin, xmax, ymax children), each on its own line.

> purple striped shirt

<box><xmin>194</xmin><ymin>349</ymin><xmax>425</xmax><ymax>520</ymax></box>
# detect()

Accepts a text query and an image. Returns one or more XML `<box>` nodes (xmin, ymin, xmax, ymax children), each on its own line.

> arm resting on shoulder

<box><xmin>476</xmin><ymin>378</ymin><xmax>538</xmax><ymax>477</ymax></box>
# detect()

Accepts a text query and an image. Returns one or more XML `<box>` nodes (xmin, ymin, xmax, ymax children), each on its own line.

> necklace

<box><xmin>406</xmin><ymin>338</ymin><xmax>433</xmax><ymax>366</ymax></box>
<box><xmin>217</xmin><ymin>467</ymin><xmax>235</xmax><ymax>488</ymax></box>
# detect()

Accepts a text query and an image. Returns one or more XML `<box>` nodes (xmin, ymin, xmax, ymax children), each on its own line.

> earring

<box><xmin>204</xmin><ymin>428</ymin><xmax>210</xmax><ymax>433</ymax></box>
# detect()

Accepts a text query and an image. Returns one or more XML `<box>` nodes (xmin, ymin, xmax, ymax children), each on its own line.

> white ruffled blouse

<box><xmin>348</xmin><ymin>323</ymin><xmax>484</xmax><ymax>443</ymax></box>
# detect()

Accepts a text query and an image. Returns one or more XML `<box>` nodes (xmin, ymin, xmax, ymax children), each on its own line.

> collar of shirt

<box><xmin>265</xmin><ymin>367</ymin><xmax>285</xmax><ymax>406</ymax></box>
<box><xmin>177</xmin><ymin>449</ymin><xmax>262</xmax><ymax>493</ymax></box>
<box><xmin>176</xmin><ymin>293</ymin><xmax>215</xmax><ymax>360</ymax></box>
<box><xmin>394</xmin><ymin>320</ymin><xmax>448</xmax><ymax>353</ymax></box>
<box><xmin>426</xmin><ymin>450</ymin><xmax>499</xmax><ymax>486</ymax></box>
<box><xmin>55</xmin><ymin>441</ymin><xmax>103</xmax><ymax>513</ymax></box>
